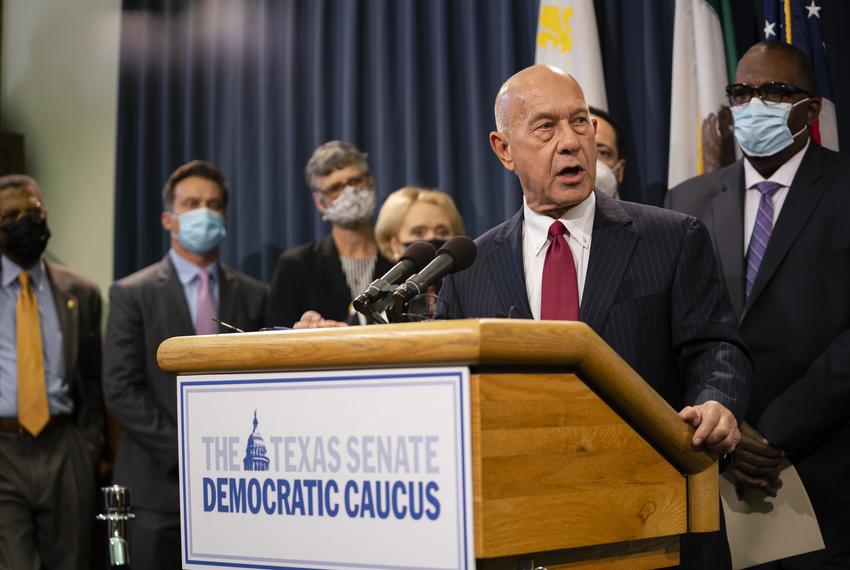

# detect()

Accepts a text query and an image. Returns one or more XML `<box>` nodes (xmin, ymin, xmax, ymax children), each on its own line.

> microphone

<box><xmin>352</xmin><ymin>241</ymin><xmax>437</xmax><ymax>316</ymax></box>
<box><xmin>392</xmin><ymin>236</ymin><xmax>477</xmax><ymax>306</ymax></box>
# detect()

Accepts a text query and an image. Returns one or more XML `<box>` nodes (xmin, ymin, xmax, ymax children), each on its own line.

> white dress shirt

<box><xmin>743</xmin><ymin>140</ymin><xmax>809</xmax><ymax>253</ymax></box>
<box><xmin>523</xmin><ymin>192</ymin><xmax>595</xmax><ymax>320</ymax></box>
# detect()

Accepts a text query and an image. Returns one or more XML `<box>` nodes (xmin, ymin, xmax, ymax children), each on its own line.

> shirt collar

<box><xmin>743</xmin><ymin>139</ymin><xmax>810</xmax><ymax>190</ymax></box>
<box><xmin>2</xmin><ymin>255</ymin><xmax>46</xmax><ymax>290</ymax></box>
<box><xmin>523</xmin><ymin>192</ymin><xmax>596</xmax><ymax>256</ymax></box>
<box><xmin>168</xmin><ymin>248</ymin><xmax>218</xmax><ymax>285</ymax></box>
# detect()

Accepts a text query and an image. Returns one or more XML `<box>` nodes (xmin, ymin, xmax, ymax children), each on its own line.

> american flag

<box><xmin>763</xmin><ymin>0</ymin><xmax>839</xmax><ymax>150</ymax></box>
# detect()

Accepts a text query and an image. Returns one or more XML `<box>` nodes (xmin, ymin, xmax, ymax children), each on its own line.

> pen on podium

<box><xmin>211</xmin><ymin>318</ymin><xmax>244</xmax><ymax>333</ymax></box>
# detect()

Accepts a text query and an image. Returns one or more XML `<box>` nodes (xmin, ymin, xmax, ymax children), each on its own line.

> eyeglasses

<box><xmin>313</xmin><ymin>174</ymin><xmax>371</xmax><ymax>201</ymax></box>
<box><xmin>0</xmin><ymin>205</ymin><xmax>46</xmax><ymax>226</ymax></box>
<box><xmin>726</xmin><ymin>82</ymin><xmax>810</xmax><ymax>106</ymax></box>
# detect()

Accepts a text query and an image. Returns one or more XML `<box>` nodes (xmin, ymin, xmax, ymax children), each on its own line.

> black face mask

<box><xmin>1</xmin><ymin>215</ymin><xmax>51</xmax><ymax>265</ymax></box>
<box><xmin>402</xmin><ymin>239</ymin><xmax>447</xmax><ymax>252</ymax></box>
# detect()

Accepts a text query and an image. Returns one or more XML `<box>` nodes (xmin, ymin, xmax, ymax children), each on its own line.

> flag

<box><xmin>534</xmin><ymin>0</ymin><xmax>607</xmax><ymax>111</ymax></box>
<box><xmin>763</xmin><ymin>0</ymin><xmax>839</xmax><ymax>150</ymax></box>
<box><xmin>668</xmin><ymin>0</ymin><xmax>738</xmax><ymax>188</ymax></box>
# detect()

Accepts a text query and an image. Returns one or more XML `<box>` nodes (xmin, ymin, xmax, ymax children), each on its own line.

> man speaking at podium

<box><xmin>438</xmin><ymin>65</ymin><xmax>752</xmax><ymax>569</ymax></box>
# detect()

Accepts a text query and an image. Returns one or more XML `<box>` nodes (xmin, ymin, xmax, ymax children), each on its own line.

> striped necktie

<box><xmin>745</xmin><ymin>181</ymin><xmax>782</xmax><ymax>299</ymax></box>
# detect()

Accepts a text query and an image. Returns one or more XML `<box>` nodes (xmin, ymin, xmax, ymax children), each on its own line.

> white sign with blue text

<box><xmin>177</xmin><ymin>367</ymin><xmax>474</xmax><ymax>570</ymax></box>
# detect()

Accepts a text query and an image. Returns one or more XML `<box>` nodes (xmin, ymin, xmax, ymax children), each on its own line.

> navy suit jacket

<box><xmin>268</xmin><ymin>235</ymin><xmax>394</xmax><ymax>327</ymax></box>
<box><xmin>667</xmin><ymin>144</ymin><xmax>850</xmax><ymax>566</ymax></box>
<box><xmin>440</xmin><ymin>192</ymin><xmax>751</xmax><ymax>422</ymax></box>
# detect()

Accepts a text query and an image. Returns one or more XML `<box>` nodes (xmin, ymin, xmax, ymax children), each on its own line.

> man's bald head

<box><xmin>494</xmin><ymin>65</ymin><xmax>584</xmax><ymax>135</ymax></box>
<box><xmin>489</xmin><ymin>64</ymin><xmax>597</xmax><ymax>218</ymax></box>
<box><xmin>738</xmin><ymin>41</ymin><xmax>817</xmax><ymax>96</ymax></box>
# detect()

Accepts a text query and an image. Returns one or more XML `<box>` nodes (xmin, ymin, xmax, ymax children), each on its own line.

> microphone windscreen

<box><xmin>399</xmin><ymin>241</ymin><xmax>438</xmax><ymax>271</ymax></box>
<box><xmin>437</xmin><ymin>236</ymin><xmax>477</xmax><ymax>271</ymax></box>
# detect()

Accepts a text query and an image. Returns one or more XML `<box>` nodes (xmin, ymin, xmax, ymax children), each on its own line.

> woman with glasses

<box><xmin>268</xmin><ymin>141</ymin><xmax>394</xmax><ymax>328</ymax></box>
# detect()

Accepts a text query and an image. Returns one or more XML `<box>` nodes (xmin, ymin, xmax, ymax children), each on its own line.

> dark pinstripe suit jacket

<box><xmin>440</xmin><ymin>191</ymin><xmax>752</xmax><ymax>421</ymax></box>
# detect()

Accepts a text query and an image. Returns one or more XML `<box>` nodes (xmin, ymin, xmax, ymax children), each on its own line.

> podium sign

<box><xmin>177</xmin><ymin>367</ymin><xmax>475</xmax><ymax>570</ymax></box>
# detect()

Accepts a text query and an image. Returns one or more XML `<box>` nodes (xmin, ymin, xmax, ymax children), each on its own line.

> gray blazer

<box><xmin>103</xmin><ymin>254</ymin><xmax>268</xmax><ymax>511</ymax></box>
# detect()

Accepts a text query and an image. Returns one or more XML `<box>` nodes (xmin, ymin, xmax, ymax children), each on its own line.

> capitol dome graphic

<box><xmin>243</xmin><ymin>410</ymin><xmax>270</xmax><ymax>471</ymax></box>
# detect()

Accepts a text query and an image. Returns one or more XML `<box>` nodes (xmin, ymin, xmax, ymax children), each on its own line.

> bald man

<box><xmin>439</xmin><ymin>65</ymin><xmax>752</xmax><ymax>569</ymax></box>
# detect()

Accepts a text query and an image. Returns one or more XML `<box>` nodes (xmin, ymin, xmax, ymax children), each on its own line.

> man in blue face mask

<box><xmin>667</xmin><ymin>41</ymin><xmax>850</xmax><ymax>568</ymax></box>
<box><xmin>103</xmin><ymin>160</ymin><xmax>268</xmax><ymax>570</ymax></box>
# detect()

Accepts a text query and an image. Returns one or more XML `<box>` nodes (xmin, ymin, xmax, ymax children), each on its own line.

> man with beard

<box><xmin>268</xmin><ymin>141</ymin><xmax>393</xmax><ymax>327</ymax></box>
<box><xmin>0</xmin><ymin>174</ymin><xmax>104</xmax><ymax>569</ymax></box>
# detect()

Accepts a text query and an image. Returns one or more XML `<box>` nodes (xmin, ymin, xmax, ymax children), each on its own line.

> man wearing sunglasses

<box><xmin>667</xmin><ymin>41</ymin><xmax>850</xmax><ymax>568</ymax></box>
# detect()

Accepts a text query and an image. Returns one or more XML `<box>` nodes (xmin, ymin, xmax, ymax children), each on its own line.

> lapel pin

<box><xmin>67</xmin><ymin>298</ymin><xmax>76</xmax><ymax>310</ymax></box>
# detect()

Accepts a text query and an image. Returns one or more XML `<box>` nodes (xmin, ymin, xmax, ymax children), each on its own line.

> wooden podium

<box><xmin>158</xmin><ymin>319</ymin><xmax>717</xmax><ymax>569</ymax></box>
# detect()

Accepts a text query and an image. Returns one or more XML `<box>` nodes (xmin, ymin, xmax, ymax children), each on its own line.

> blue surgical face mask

<box><xmin>176</xmin><ymin>208</ymin><xmax>226</xmax><ymax>253</ymax></box>
<box><xmin>731</xmin><ymin>97</ymin><xmax>809</xmax><ymax>157</ymax></box>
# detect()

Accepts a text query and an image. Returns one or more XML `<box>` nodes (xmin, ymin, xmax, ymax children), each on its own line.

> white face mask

<box><xmin>595</xmin><ymin>160</ymin><xmax>619</xmax><ymax>198</ymax></box>
<box><xmin>321</xmin><ymin>185</ymin><xmax>376</xmax><ymax>228</ymax></box>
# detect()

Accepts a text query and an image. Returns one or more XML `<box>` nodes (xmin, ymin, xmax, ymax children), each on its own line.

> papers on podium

<box><xmin>720</xmin><ymin>458</ymin><xmax>825</xmax><ymax>569</ymax></box>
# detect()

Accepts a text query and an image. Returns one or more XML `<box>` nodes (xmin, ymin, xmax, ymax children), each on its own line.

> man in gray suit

<box><xmin>104</xmin><ymin>160</ymin><xmax>268</xmax><ymax>569</ymax></box>
<box><xmin>439</xmin><ymin>65</ymin><xmax>751</xmax><ymax>569</ymax></box>
<box><xmin>0</xmin><ymin>175</ymin><xmax>104</xmax><ymax>569</ymax></box>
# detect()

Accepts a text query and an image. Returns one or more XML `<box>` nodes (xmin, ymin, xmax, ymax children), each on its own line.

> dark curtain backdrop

<box><xmin>114</xmin><ymin>0</ymin><xmax>850</xmax><ymax>281</ymax></box>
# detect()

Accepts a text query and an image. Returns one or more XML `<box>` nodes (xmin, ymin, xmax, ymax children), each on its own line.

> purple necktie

<box><xmin>195</xmin><ymin>267</ymin><xmax>218</xmax><ymax>335</ymax></box>
<box><xmin>745</xmin><ymin>181</ymin><xmax>782</xmax><ymax>299</ymax></box>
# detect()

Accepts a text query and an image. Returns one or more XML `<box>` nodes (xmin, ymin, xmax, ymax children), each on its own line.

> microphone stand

<box><xmin>97</xmin><ymin>485</ymin><xmax>135</xmax><ymax>569</ymax></box>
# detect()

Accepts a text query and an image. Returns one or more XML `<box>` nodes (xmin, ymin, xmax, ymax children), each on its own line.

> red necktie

<box><xmin>541</xmin><ymin>220</ymin><xmax>579</xmax><ymax>320</ymax></box>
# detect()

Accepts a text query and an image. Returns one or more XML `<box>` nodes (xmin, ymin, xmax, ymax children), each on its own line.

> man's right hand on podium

<box><xmin>678</xmin><ymin>400</ymin><xmax>741</xmax><ymax>455</ymax></box>
<box><xmin>293</xmin><ymin>310</ymin><xmax>349</xmax><ymax>329</ymax></box>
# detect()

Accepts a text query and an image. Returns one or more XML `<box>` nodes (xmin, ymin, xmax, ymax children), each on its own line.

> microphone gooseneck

<box><xmin>352</xmin><ymin>241</ymin><xmax>437</xmax><ymax>322</ymax></box>
<box><xmin>391</xmin><ymin>236</ymin><xmax>477</xmax><ymax>309</ymax></box>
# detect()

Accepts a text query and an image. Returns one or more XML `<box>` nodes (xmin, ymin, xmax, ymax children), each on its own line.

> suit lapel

<box><xmin>218</xmin><ymin>263</ymin><xmax>238</xmax><ymax>327</ymax></box>
<box><xmin>321</xmin><ymin>235</ymin><xmax>354</xmax><ymax>301</ymax></box>
<box><xmin>45</xmin><ymin>262</ymin><xmax>78</xmax><ymax>377</ymax></box>
<box><xmin>157</xmin><ymin>255</ymin><xmax>195</xmax><ymax>335</ymax></box>
<box><xmin>581</xmin><ymin>193</ymin><xmax>637</xmax><ymax>333</ymax></box>
<box><xmin>742</xmin><ymin>145</ymin><xmax>826</xmax><ymax>320</ymax></box>
<box><xmin>709</xmin><ymin>163</ymin><xmax>746</xmax><ymax>318</ymax></box>
<box><xmin>486</xmin><ymin>210</ymin><xmax>532</xmax><ymax>319</ymax></box>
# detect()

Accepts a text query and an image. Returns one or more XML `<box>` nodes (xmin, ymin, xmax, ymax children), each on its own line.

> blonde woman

<box><xmin>374</xmin><ymin>186</ymin><xmax>465</xmax><ymax>261</ymax></box>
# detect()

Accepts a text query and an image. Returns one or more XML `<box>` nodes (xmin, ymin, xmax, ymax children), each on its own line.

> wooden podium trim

<box><xmin>158</xmin><ymin>319</ymin><xmax>713</xmax><ymax>475</ymax></box>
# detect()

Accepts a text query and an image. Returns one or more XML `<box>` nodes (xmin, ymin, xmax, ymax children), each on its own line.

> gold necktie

<box><xmin>17</xmin><ymin>271</ymin><xmax>49</xmax><ymax>435</ymax></box>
